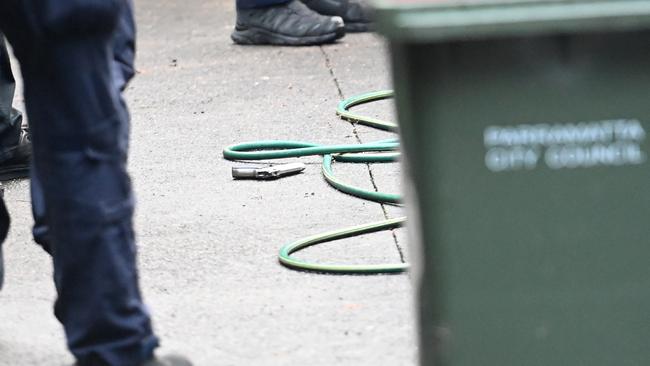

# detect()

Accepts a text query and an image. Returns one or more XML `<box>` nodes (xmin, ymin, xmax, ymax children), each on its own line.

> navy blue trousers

<box><xmin>0</xmin><ymin>1</ymin><xmax>159</xmax><ymax>365</ymax></box>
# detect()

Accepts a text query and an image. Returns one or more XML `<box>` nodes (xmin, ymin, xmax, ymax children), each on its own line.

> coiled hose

<box><xmin>223</xmin><ymin>90</ymin><xmax>409</xmax><ymax>274</ymax></box>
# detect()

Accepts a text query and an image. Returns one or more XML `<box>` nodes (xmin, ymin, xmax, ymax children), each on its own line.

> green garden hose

<box><xmin>336</xmin><ymin>89</ymin><xmax>397</xmax><ymax>132</ymax></box>
<box><xmin>223</xmin><ymin>90</ymin><xmax>409</xmax><ymax>274</ymax></box>
<box><xmin>223</xmin><ymin>139</ymin><xmax>402</xmax><ymax>204</ymax></box>
<box><xmin>322</xmin><ymin>154</ymin><xmax>401</xmax><ymax>204</ymax></box>
<box><xmin>278</xmin><ymin>217</ymin><xmax>407</xmax><ymax>274</ymax></box>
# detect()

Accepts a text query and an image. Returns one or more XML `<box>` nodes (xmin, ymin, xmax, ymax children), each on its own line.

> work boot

<box><xmin>141</xmin><ymin>354</ymin><xmax>193</xmax><ymax>366</ymax></box>
<box><xmin>301</xmin><ymin>0</ymin><xmax>373</xmax><ymax>32</ymax></box>
<box><xmin>231</xmin><ymin>0</ymin><xmax>345</xmax><ymax>45</ymax></box>
<box><xmin>0</xmin><ymin>128</ymin><xmax>31</xmax><ymax>181</ymax></box>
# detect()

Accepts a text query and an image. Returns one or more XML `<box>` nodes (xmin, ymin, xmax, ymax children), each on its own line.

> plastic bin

<box><xmin>375</xmin><ymin>1</ymin><xmax>650</xmax><ymax>365</ymax></box>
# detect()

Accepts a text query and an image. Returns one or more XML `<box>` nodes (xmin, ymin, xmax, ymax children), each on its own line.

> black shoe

<box><xmin>232</xmin><ymin>0</ymin><xmax>345</xmax><ymax>46</ymax></box>
<box><xmin>301</xmin><ymin>0</ymin><xmax>373</xmax><ymax>32</ymax></box>
<box><xmin>0</xmin><ymin>128</ymin><xmax>31</xmax><ymax>181</ymax></box>
<box><xmin>141</xmin><ymin>354</ymin><xmax>193</xmax><ymax>366</ymax></box>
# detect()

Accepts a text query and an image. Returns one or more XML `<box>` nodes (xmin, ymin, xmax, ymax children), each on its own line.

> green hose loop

<box><xmin>333</xmin><ymin>152</ymin><xmax>400</xmax><ymax>163</ymax></box>
<box><xmin>278</xmin><ymin>217</ymin><xmax>408</xmax><ymax>273</ymax></box>
<box><xmin>333</xmin><ymin>138</ymin><xmax>400</xmax><ymax>163</ymax></box>
<box><xmin>323</xmin><ymin>154</ymin><xmax>402</xmax><ymax>204</ymax></box>
<box><xmin>224</xmin><ymin>90</ymin><xmax>408</xmax><ymax>274</ymax></box>
<box><xmin>336</xmin><ymin>90</ymin><xmax>397</xmax><ymax>132</ymax></box>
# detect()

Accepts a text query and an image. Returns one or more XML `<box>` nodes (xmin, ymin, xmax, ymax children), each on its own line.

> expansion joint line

<box><xmin>319</xmin><ymin>46</ymin><xmax>406</xmax><ymax>265</ymax></box>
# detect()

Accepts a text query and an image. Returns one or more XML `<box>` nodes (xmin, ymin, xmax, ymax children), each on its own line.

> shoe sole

<box><xmin>0</xmin><ymin>165</ymin><xmax>29</xmax><ymax>181</ymax></box>
<box><xmin>231</xmin><ymin>25</ymin><xmax>344</xmax><ymax>46</ymax></box>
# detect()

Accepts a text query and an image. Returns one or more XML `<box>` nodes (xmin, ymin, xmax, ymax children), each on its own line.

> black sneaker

<box><xmin>301</xmin><ymin>0</ymin><xmax>373</xmax><ymax>32</ymax></box>
<box><xmin>0</xmin><ymin>128</ymin><xmax>31</xmax><ymax>181</ymax></box>
<box><xmin>232</xmin><ymin>0</ymin><xmax>345</xmax><ymax>46</ymax></box>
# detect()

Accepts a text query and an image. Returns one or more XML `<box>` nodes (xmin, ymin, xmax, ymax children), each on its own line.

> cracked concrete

<box><xmin>0</xmin><ymin>1</ymin><xmax>415</xmax><ymax>365</ymax></box>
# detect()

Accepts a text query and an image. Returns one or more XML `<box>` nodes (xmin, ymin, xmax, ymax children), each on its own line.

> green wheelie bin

<box><xmin>375</xmin><ymin>1</ymin><xmax>650</xmax><ymax>365</ymax></box>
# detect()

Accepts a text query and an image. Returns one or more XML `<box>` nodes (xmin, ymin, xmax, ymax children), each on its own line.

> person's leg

<box><xmin>0</xmin><ymin>36</ymin><xmax>30</xmax><ymax>181</ymax></box>
<box><xmin>31</xmin><ymin>0</ymin><xmax>138</xmax><ymax>253</ymax></box>
<box><xmin>0</xmin><ymin>34</ymin><xmax>20</xmax><ymax>291</ymax></box>
<box><xmin>0</xmin><ymin>2</ymin><xmax>159</xmax><ymax>365</ymax></box>
<box><xmin>0</xmin><ymin>36</ymin><xmax>21</xmax><ymax>148</ymax></box>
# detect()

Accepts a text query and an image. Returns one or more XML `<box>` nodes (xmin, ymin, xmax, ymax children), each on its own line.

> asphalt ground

<box><xmin>0</xmin><ymin>0</ymin><xmax>416</xmax><ymax>365</ymax></box>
